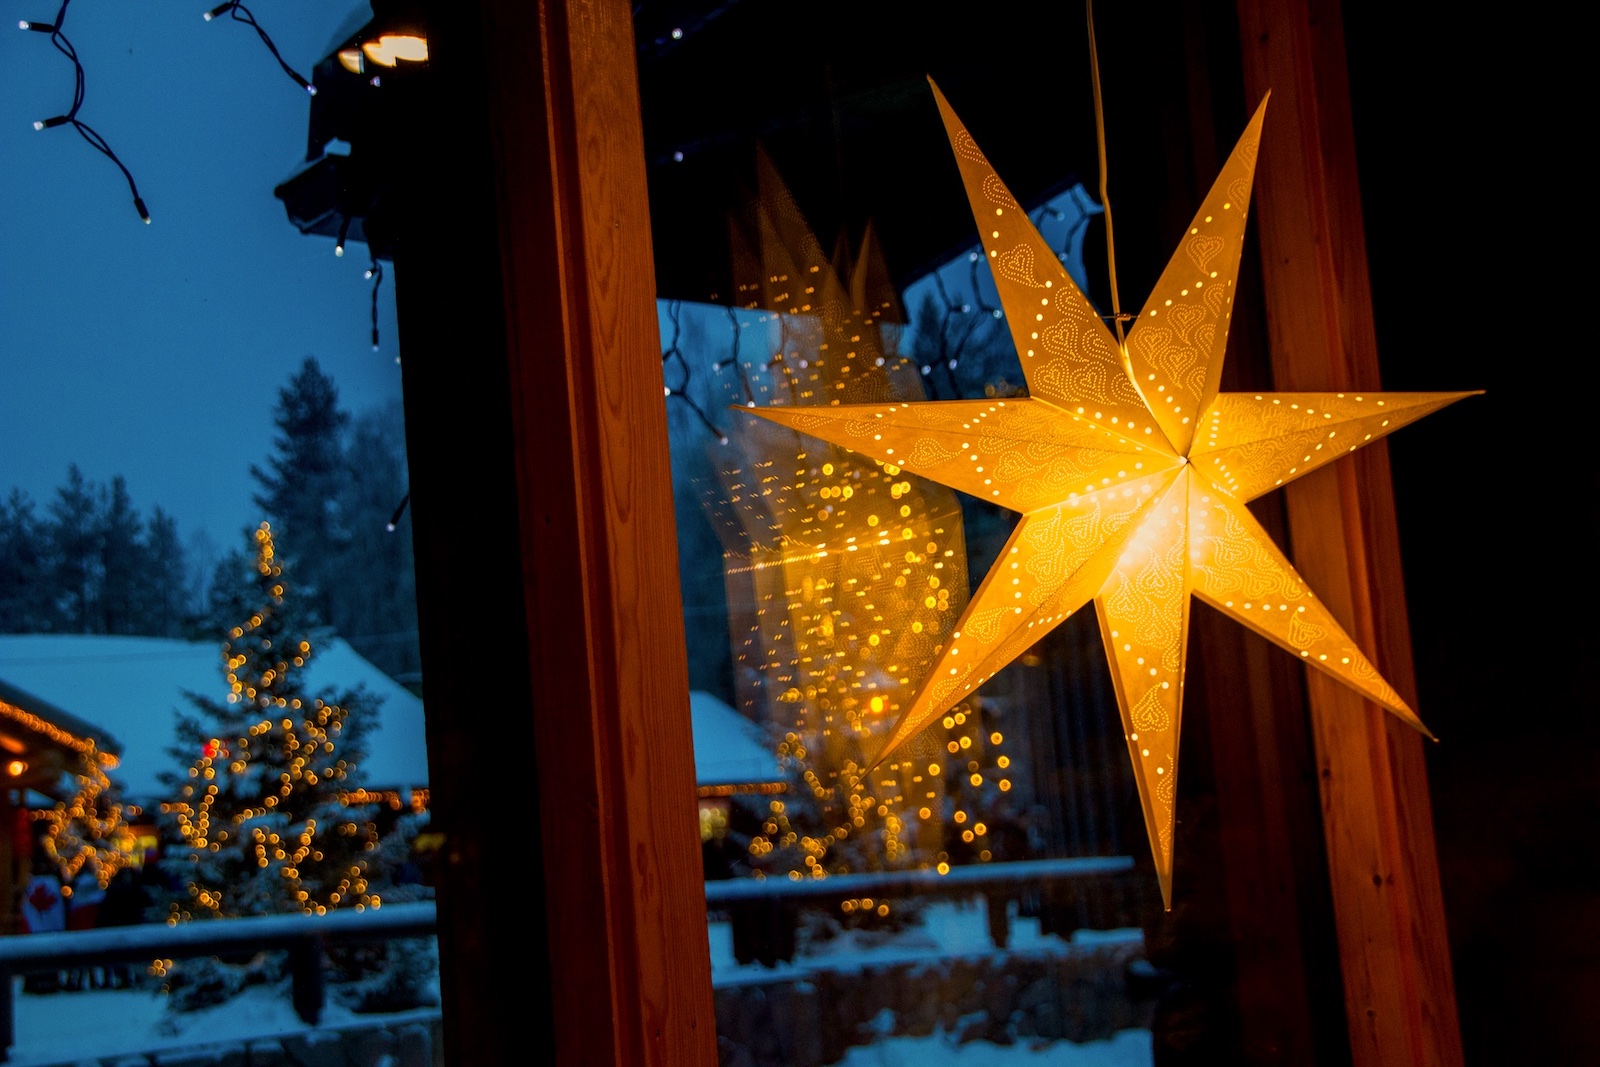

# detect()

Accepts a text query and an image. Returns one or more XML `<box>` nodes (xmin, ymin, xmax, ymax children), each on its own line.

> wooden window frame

<box><xmin>1234</xmin><ymin>3</ymin><xmax>1463</xmax><ymax>1062</ymax></box>
<box><xmin>397</xmin><ymin>1</ymin><xmax>1461</xmax><ymax>1064</ymax></box>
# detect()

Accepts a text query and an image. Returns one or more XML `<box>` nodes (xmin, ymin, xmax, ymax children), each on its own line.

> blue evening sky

<box><xmin>1</xmin><ymin>1</ymin><xmax>400</xmax><ymax>553</ymax></box>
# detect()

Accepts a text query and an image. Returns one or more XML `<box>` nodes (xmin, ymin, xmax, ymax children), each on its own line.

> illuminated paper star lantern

<box><xmin>739</xmin><ymin>79</ymin><xmax>1476</xmax><ymax>907</ymax></box>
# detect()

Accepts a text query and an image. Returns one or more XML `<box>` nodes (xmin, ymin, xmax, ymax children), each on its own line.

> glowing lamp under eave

<box><xmin>361</xmin><ymin>34</ymin><xmax>428</xmax><ymax>68</ymax></box>
<box><xmin>6</xmin><ymin>760</ymin><xmax>25</xmax><ymax>777</ymax></box>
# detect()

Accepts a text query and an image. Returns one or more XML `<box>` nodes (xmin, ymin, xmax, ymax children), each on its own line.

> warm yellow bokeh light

<box><xmin>742</xmin><ymin>80</ymin><xmax>1474</xmax><ymax>909</ymax></box>
<box><xmin>710</xmin><ymin>147</ymin><xmax>1014</xmax><ymax>879</ymax></box>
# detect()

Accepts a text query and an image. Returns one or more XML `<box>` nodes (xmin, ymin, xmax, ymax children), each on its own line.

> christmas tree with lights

<box><xmin>155</xmin><ymin>521</ymin><xmax>432</xmax><ymax>1011</ymax></box>
<box><xmin>36</xmin><ymin>740</ymin><xmax>139</xmax><ymax>890</ymax></box>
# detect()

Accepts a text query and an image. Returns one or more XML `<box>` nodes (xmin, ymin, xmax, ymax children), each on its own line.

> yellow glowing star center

<box><xmin>740</xmin><ymin>79</ymin><xmax>1476</xmax><ymax>908</ymax></box>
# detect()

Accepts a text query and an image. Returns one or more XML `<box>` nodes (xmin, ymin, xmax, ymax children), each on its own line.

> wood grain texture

<box><xmin>456</xmin><ymin>1</ymin><xmax>715</xmax><ymax>1063</ymax></box>
<box><xmin>1233</xmin><ymin>1</ymin><xmax>1463</xmax><ymax>1064</ymax></box>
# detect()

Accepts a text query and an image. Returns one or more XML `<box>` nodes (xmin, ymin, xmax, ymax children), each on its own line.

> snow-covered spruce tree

<box><xmin>154</xmin><ymin>522</ymin><xmax>432</xmax><ymax>1013</ymax></box>
<box><xmin>250</xmin><ymin>357</ymin><xmax>350</xmax><ymax>639</ymax></box>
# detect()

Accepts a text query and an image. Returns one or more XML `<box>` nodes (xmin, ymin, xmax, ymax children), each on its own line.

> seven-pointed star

<box><xmin>739</xmin><ymin>79</ymin><xmax>1474</xmax><ymax>907</ymax></box>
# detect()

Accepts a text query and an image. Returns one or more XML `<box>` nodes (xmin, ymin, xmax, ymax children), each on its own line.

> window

<box><xmin>406</xmin><ymin>2</ymin><xmax>1458</xmax><ymax>1065</ymax></box>
<box><xmin>0</xmin><ymin>3</ymin><xmax>1462</xmax><ymax>1065</ymax></box>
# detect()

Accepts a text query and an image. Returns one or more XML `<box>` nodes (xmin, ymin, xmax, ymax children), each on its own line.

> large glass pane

<box><xmin>639</xmin><ymin>2</ymin><xmax>1349</xmax><ymax>1064</ymax></box>
<box><xmin>1</xmin><ymin>3</ymin><xmax>439</xmax><ymax>1062</ymax></box>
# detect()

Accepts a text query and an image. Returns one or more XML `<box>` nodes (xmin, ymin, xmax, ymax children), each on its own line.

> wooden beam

<box><xmin>401</xmin><ymin>1</ymin><xmax>715</xmax><ymax>1064</ymax></box>
<box><xmin>1233</xmin><ymin>2</ymin><xmax>1463</xmax><ymax>1064</ymax></box>
<box><xmin>0</xmin><ymin>788</ymin><xmax>16</xmax><ymax>937</ymax></box>
<box><xmin>500</xmin><ymin>3</ymin><xmax>718</xmax><ymax>1062</ymax></box>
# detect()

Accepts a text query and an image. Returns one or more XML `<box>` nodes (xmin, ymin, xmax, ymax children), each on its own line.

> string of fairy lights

<box><xmin>18</xmin><ymin>2</ymin><xmax>316</xmax><ymax>223</ymax></box>
<box><xmin>19</xmin><ymin>1</ymin><xmax>149</xmax><ymax>222</ymax></box>
<box><xmin>19</xmin><ymin>5</ymin><xmax>404</xmax><ymax>534</ymax></box>
<box><xmin>202</xmin><ymin>1</ymin><xmax>315</xmax><ymax>96</ymax></box>
<box><xmin>913</xmin><ymin>196</ymin><xmax>1095</xmax><ymax>400</ymax></box>
<box><xmin>18</xmin><ymin>3</ymin><xmax>393</xmax><ymax>365</ymax></box>
<box><xmin>661</xmin><ymin>299</ymin><xmax>731</xmax><ymax>444</ymax></box>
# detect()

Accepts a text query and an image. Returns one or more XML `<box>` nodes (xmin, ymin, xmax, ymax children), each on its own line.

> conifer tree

<box><xmin>138</xmin><ymin>507</ymin><xmax>190</xmax><ymax>637</ymax></box>
<box><xmin>0</xmin><ymin>489</ymin><xmax>54</xmax><ymax>631</ymax></box>
<box><xmin>2</xmin><ymin>469</ymin><xmax>191</xmax><ymax>635</ymax></box>
<box><xmin>335</xmin><ymin>403</ymin><xmax>420</xmax><ymax>684</ymax></box>
<box><xmin>159</xmin><ymin>522</ymin><xmax>392</xmax><ymax>920</ymax></box>
<box><xmin>98</xmin><ymin>476</ymin><xmax>146</xmax><ymax>634</ymax></box>
<box><xmin>155</xmin><ymin>522</ymin><xmax>431</xmax><ymax>1010</ymax></box>
<box><xmin>250</xmin><ymin>357</ymin><xmax>350</xmax><ymax>630</ymax></box>
<box><xmin>48</xmin><ymin>464</ymin><xmax>106</xmax><ymax>630</ymax></box>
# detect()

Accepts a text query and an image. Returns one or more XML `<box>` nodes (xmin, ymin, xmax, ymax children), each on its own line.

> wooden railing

<box><xmin>700</xmin><ymin>855</ymin><xmax>1132</xmax><ymax>903</ymax></box>
<box><xmin>0</xmin><ymin>856</ymin><xmax>1136</xmax><ymax>1063</ymax></box>
<box><xmin>0</xmin><ymin>901</ymin><xmax>437</xmax><ymax>1063</ymax></box>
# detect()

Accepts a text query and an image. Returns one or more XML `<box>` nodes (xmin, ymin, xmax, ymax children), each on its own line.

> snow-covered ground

<box><xmin>709</xmin><ymin>896</ymin><xmax>1143</xmax><ymax>984</ymax></box>
<box><xmin>833</xmin><ymin>1028</ymin><xmax>1151</xmax><ymax>1066</ymax></box>
<box><xmin>7</xmin><ymin>978</ymin><xmax>442</xmax><ymax>1067</ymax></box>
<box><xmin>7</xmin><ymin>901</ymin><xmax>1151</xmax><ymax>1065</ymax></box>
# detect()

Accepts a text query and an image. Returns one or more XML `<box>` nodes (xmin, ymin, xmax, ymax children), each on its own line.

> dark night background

<box><xmin>1344</xmin><ymin>5</ymin><xmax>1595</xmax><ymax>1062</ymax></box>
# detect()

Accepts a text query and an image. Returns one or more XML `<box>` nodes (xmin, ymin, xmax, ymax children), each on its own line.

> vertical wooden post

<box><xmin>0</xmin><ymin>788</ymin><xmax>15</xmax><ymax>938</ymax></box>
<box><xmin>401</xmin><ymin>1</ymin><xmax>716</xmax><ymax>1064</ymax></box>
<box><xmin>1234</xmin><ymin>2</ymin><xmax>1463</xmax><ymax>1064</ymax></box>
<box><xmin>288</xmin><ymin>934</ymin><xmax>325</xmax><ymax>1027</ymax></box>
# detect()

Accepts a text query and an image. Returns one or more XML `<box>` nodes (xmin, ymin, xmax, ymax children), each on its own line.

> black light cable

<box><xmin>21</xmin><ymin>1</ymin><xmax>149</xmax><ymax>222</ymax></box>
<box><xmin>661</xmin><ymin>300</ymin><xmax>728</xmax><ymax>444</ymax></box>
<box><xmin>364</xmin><ymin>257</ymin><xmax>384</xmax><ymax>353</ymax></box>
<box><xmin>202</xmin><ymin>2</ymin><xmax>315</xmax><ymax>96</ymax></box>
<box><xmin>715</xmin><ymin>304</ymin><xmax>756</xmax><ymax>406</ymax></box>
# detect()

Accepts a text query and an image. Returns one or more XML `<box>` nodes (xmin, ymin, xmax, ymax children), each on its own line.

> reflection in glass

<box><xmin>666</xmin><ymin>143</ymin><xmax>1159</xmax><ymax>1062</ymax></box>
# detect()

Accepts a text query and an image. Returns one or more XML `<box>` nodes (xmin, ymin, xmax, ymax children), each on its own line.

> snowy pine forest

<box><xmin>0</xmin><ymin>358</ymin><xmax>421</xmax><ymax>689</ymax></box>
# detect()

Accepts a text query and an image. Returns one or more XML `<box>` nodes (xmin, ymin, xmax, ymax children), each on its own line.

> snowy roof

<box><xmin>690</xmin><ymin>690</ymin><xmax>783</xmax><ymax>787</ymax></box>
<box><xmin>0</xmin><ymin>634</ymin><xmax>428</xmax><ymax>802</ymax></box>
<box><xmin>0</xmin><ymin>674</ymin><xmax>116</xmax><ymax>756</ymax></box>
<box><xmin>0</xmin><ymin>639</ymin><xmax>777</xmax><ymax>801</ymax></box>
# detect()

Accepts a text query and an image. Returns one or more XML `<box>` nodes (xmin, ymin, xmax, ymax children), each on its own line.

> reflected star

<box><xmin>739</xmin><ymin>80</ymin><xmax>1475</xmax><ymax>907</ymax></box>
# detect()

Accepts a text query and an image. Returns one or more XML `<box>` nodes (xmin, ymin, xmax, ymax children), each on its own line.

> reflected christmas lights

<box><xmin>713</xmin><ymin>151</ymin><xmax>1020</xmax><ymax>884</ymax></box>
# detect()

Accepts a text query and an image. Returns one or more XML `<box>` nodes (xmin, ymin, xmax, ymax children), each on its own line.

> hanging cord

<box><xmin>22</xmin><ymin>1</ymin><xmax>149</xmax><ymax>222</ymax></box>
<box><xmin>203</xmin><ymin>2</ymin><xmax>315</xmax><ymax>96</ymax></box>
<box><xmin>1086</xmin><ymin>0</ymin><xmax>1129</xmax><ymax>348</ymax></box>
